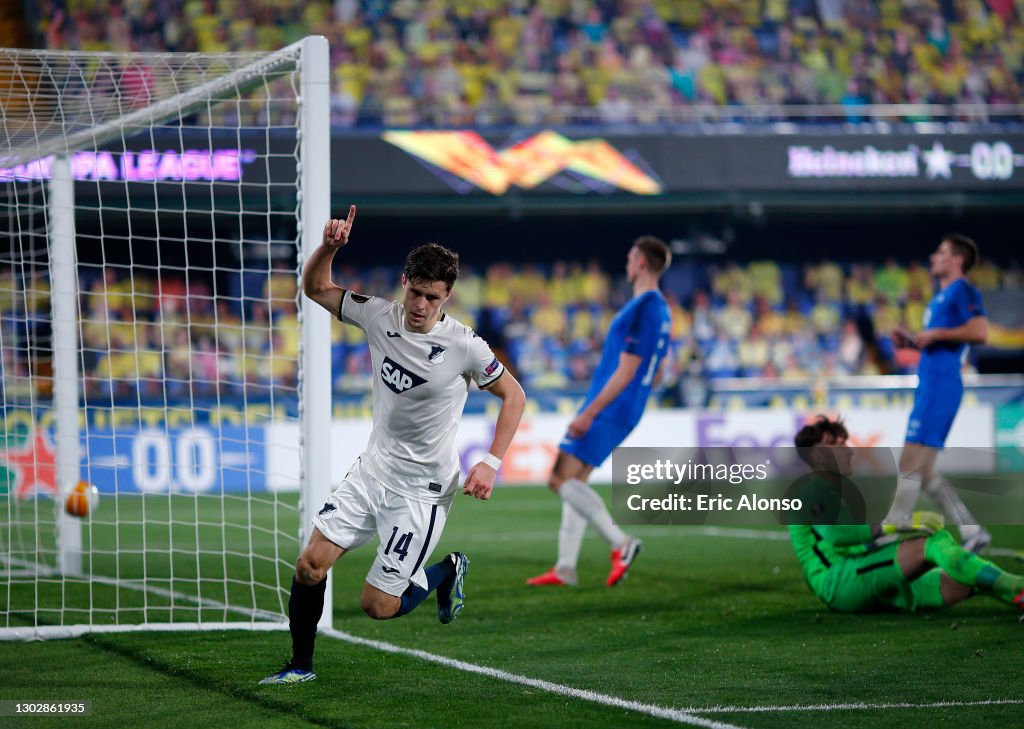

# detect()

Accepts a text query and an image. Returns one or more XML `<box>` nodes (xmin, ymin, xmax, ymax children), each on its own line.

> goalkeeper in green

<box><xmin>791</xmin><ymin>416</ymin><xmax>1024</xmax><ymax>613</ymax></box>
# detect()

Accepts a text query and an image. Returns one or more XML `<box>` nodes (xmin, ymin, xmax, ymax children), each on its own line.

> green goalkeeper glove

<box><xmin>882</xmin><ymin>511</ymin><xmax>945</xmax><ymax>536</ymax></box>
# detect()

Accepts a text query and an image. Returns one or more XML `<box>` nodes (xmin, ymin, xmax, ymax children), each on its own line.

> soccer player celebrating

<box><xmin>791</xmin><ymin>416</ymin><xmax>1024</xmax><ymax>614</ymax></box>
<box><xmin>261</xmin><ymin>206</ymin><xmax>525</xmax><ymax>684</ymax></box>
<box><xmin>887</xmin><ymin>234</ymin><xmax>990</xmax><ymax>552</ymax></box>
<box><xmin>527</xmin><ymin>236</ymin><xmax>671</xmax><ymax>588</ymax></box>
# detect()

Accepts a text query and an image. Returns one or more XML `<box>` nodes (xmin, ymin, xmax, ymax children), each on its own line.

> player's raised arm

<box><xmin>302</xmin><ymin>204</ymin><xmax>357</xmax><ymax>315</ymax></box>
<box><xmin>463</xmin><ymin>371</ymin><xmax>526</xmax><ymax>501</ymax></box>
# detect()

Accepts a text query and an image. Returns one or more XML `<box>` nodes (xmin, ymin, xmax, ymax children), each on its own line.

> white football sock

<box><xmin>560</xmin><ymin>479</ymin><xmax>626</xmax><ymax>549</ymax></box>
<box><xmin>924</xmin><ymin>475</ymin><xmax>981</xmax><ymax>536</ymax></box>
<box><xmin>554</xmin><ymin>502</ymin><xmax>586</xmax><ymax>577</ymax></box>
<box><xmin>884</xmin><ymin>474</ymin><xmax>922</xmax><ymax>524</ymax></box>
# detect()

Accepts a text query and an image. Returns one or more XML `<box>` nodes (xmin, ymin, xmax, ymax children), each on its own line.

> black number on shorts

<box><xmin>384</xmin><ymin>526</ymin><xmax>414</xmax><ymax>562</ymax></box>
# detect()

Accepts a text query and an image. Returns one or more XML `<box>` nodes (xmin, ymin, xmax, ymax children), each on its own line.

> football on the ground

<box><xmin>65</xmin><ymin>481</ymin><xmax>99</xmax><ymax>518</ymax></box>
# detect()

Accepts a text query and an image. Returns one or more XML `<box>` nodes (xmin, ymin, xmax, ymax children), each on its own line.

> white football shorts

<box><xmin>311</xmin><ymin>458</ymin><xmax>451</xmax><ymax>596</ymax></box>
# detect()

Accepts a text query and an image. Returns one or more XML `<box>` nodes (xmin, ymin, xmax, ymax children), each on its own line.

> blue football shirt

<box><xmin>583</xmin><ymin>290</ymin><xmax>671</xmax><ymax>426</ymax></box>
<box><xmin>918</xmin><ymin>278</ymin><xmax>986</xmax><ymax>378</ymax></box>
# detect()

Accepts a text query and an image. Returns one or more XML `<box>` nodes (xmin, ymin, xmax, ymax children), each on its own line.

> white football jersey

<box><xmin>338</xmin><ymin>290</ymin><xmax>505</xmax><ymax>504</ymax></box>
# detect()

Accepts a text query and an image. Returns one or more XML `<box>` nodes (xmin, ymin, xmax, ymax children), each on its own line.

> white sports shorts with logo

<box><xmin>311</xmin><ymin>458</ymin><xmax>451</xmax><ymax>596</ymax></box>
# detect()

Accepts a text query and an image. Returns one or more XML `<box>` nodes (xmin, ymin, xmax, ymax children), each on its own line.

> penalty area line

<box><xmin>322</xmin><ymin>627</ymin><xmax>749</xmax><ymax>729</ymax></box>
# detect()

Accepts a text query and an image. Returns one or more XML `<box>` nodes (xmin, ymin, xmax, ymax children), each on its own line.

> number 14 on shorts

<box><xmin>384</xmin><ymin>526</ymin><xmax>414</xmax><ymax>561</ymax></box>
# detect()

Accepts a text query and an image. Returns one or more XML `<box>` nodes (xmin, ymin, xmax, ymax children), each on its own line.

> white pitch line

<box><xmin>689</xmin><ymin>698</ymin><xmax>1024</xmax><ymax>713</ymax></box>
<box><xmin>322</xmin><ymin>626</ymin><xmax>747</xmax><ymax>729</ymax></box>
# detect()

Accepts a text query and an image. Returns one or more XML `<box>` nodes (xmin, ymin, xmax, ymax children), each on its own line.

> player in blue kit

<box><xmin>887</xmin><ymin>234</ymin><xmax>990</xmax><ymax>552</ymax></box>
<box><xmin>527</xmin><ymin>236</ymin><xmax>672</xmax><ymax>588</ymax></box>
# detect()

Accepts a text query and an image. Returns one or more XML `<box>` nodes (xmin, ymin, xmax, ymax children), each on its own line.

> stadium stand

<box><xmin>29</xmin><ymin>0</ymin><xmax>1024</xmax><ymax>127</ymax></box>
<box><xmin>1</xmin><ymin>256</ymin><xmax>1020</xmax><ymax>401</ymax></box>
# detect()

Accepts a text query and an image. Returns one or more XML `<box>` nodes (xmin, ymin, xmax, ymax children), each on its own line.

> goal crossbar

<box><xmin>1</xmin><ymin>42</ymin><xmax>304</xmax><ymax>168</ymax></box>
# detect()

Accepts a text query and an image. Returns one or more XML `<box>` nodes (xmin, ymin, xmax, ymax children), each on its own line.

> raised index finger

<box><xmin>345</xmin><ymin>204</ymin><xmax>357</xmax><ymax>230</ymax></box>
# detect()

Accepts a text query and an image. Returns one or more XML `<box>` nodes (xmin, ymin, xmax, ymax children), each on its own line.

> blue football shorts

<box><xmin>905</xmin><ymin>378</ymin><xmax>963</xmax><ymax>449</ymax></box>
<box><xmin>559</xmin><ymin>416</ymin><xmax>635</xmax><ymax>468</ymax></box>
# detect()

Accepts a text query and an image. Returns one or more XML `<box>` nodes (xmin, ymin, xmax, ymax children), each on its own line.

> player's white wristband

<box><xmin>481</xmin><ymin>453</ymin><xmax>502</xmax><ymax>471</ymax></box>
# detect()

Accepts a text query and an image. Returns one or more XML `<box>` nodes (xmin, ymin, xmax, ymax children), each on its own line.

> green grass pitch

<box><xmin>1</xmin><ymin>484</ymin><xmax>1022</xmax><ymax>728</ymax></box>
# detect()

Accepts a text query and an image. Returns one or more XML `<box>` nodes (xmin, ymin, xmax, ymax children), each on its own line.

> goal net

<box><xmin>0</xmin><ymin>37</ymin><xmax>332</xmax><ymax>639</ymax></box>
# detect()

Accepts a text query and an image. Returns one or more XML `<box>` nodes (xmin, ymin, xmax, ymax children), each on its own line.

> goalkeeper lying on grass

<box><xmin>790</xmin><ymin>415</ymin><xmax>1024</xmax><ymax>613</ymax></box>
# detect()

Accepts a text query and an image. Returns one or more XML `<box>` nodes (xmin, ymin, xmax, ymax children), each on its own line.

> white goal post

<box><xmin>0</xmin><ymin>37</ymin><xmax>332</xmax><ymax>639</ymax></box>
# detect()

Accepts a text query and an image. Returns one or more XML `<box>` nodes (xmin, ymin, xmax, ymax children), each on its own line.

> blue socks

<box><xmin>396</xmin><ymin>558</ymin><xmax>455</xmax><ymax>617</ymax></box>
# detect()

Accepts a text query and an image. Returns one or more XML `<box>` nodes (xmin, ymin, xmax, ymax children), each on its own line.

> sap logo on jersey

<box><xmin>381</xmin><ymin>356</ymin><xmax>427</xmax><ymax>394</ymax></box>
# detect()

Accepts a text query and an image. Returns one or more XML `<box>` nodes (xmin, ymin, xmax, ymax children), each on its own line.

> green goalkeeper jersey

<box><xmin>788</xmin><ymin>474</ymin><xmax>874</xmax><ymax>594</ymax></box>
<box><xmin>789</xmin><ymin>524</ymin><xmax>873</xmax><ymax>592</ymax></box>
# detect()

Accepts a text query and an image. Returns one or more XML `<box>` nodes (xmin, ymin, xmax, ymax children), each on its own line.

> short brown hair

<box><xmin>944</xmin><ymin>233</ymin><xmax>979</xmax><ymax>273</ymax></box>
<box><xmin>633</xmin><ymin>235</ymin><xmax>671</xmax><ymax>275</ymax></box>
<box><xmin>404</xmin><ymin>243</ymin><xmax>459</xmax><ymax>291</ymax></box>
<box><xmin>794</xmin><ymin>415</ymin><xmax>849</xmax><ymax>465</ymax></box>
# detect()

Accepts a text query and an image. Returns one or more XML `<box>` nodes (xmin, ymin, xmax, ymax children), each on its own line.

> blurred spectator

<box><xmin>336</xmin><ymin>348</ymin><xmax>372</xmax><ymax>392</ymax></box>
<box><xmin>748</xmin><ymin>260</ymin><xmax>784</xmax><ymax>306</ymax></box>
<box><xmin>738</xmin><ymin>323</ymin><xmax>771</xmax><ymax>376</ymax></box>
<box><xmin>580</xmin><ymin>260</ymin><xmax>611</xmax><ymax>305</ymax></box>
<box><xmin>906</xmin><ymin>260</ymin><xmax>934</xmax><ymax>302</ymax></box>
<box><xmin>715</xmin><ymin>289</ymin><xmax>754</xmax><ymax>340</ymax></box>
<box><xmin>806</xmin><ymin>258</ymin><xmax>844</xmax><ymax>302</ymax></box>
<box><xmin>845</xmin><ymin>263</ymin><xmax>875</xmax><ymax>315</ymax></box>
<box><xmin>677</xmin><ymin>348</ymin><xmax>709</xmax><ymax>408</ymax></box>
<box><xmin>705</xmin><ymin>331</ymin><xmax>740</xmax><ymax>378</ymax></box>
<box><xmin>712</xmin><ymin>263</ymin><xmax>753</xmax><ymax>305</ymax></box>
<box><xmin>836</xmin><ymin>318</ymin><xmax>865</xmax><ymax>374</ymax></box>
<box><xmin>969</xmin><ymin>257</ymin><xmax>1002</xmax><ymax>290</ymax></box>
<box><xmin>903</xmin><ymin>284</ymin><xmax>928</xmax><ymax>334</ymax></box>
<box><xmin>531</xmin><ymin>292</ymin><xmax>567</xmax><ymax>338</ymax></box>
<box><xmin>810</xmin><ymin>292</ymin><xmax>842</xmax><ymax>344</ymax></box>
<box><xmin>875</xmin><ymin>258</ymin><xmax>909</xmax><ymax>304</ymax></box>
<box><xmin>690</xmin><ymin>290</ymin><xmax>716</xmax><ymax>343</ymax></box>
